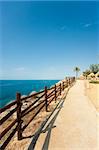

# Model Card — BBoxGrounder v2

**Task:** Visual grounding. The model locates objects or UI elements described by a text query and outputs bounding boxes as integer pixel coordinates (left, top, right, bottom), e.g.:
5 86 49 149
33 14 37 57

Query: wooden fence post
65 77 68 87
67 79 69 86
45 86 48 112
69 78 71 85
16 93 22 140
55 84 56 103
63 82 64 91
68 78 70 85
65 77 67 81
60 83 61 95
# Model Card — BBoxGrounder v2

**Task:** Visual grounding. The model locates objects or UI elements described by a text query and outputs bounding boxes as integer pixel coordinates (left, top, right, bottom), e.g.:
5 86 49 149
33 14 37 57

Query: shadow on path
41 101 63 150
28 100 64 150
28 86 72 150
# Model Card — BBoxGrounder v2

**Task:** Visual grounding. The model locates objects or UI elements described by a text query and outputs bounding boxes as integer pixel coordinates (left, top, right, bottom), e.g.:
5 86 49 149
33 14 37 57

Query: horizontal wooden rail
0 107 17 125
48 95 55 105
22 100 45 118
21 92 45 115
0 100 17 114
1 125 18 149
47 89 55 99
22 102 46 132
0 119 17 139
47 92 55 99
21 90 44 101
0 77 75 149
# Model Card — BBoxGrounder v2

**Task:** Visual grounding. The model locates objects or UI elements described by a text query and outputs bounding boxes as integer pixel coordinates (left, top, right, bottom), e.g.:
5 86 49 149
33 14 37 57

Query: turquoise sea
0 80 59 108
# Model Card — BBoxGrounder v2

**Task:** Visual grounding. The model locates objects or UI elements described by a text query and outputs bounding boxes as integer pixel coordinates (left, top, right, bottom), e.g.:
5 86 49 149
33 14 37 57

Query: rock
29 91 37 96
50 85 54 88
21 95 27 99
56 81 62 85
40 89 44 92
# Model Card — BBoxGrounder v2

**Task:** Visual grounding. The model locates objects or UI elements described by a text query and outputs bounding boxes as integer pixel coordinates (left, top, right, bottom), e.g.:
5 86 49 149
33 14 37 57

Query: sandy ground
34 80 98 150
84 80 99 111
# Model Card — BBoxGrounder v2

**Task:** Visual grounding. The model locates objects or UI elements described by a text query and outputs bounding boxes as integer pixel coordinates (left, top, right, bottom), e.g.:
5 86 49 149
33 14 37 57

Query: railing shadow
28 99 64 150
41 101 64 150
28 85 72 150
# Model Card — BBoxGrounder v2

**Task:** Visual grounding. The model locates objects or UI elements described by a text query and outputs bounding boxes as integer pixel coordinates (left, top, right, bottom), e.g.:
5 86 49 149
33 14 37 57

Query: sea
0 80 59 108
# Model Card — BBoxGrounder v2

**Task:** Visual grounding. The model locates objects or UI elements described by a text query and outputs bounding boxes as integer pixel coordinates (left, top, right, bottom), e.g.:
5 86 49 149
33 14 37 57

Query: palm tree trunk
76 71 78 79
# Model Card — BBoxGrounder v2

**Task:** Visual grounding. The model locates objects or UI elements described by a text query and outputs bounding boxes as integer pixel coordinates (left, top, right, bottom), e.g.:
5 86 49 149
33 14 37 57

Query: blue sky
0 1 99 79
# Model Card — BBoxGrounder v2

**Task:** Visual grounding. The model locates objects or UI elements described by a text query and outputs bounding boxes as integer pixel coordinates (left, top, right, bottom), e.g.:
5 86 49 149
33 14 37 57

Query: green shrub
90 80 99 84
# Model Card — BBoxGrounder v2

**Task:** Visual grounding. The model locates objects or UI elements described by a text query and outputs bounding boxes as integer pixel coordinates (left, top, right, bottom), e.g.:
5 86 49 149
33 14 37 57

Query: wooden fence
0 77 75 149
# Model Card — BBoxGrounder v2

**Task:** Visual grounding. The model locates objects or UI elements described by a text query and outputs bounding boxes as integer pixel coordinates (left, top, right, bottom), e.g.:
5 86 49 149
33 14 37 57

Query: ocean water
0 80 59 108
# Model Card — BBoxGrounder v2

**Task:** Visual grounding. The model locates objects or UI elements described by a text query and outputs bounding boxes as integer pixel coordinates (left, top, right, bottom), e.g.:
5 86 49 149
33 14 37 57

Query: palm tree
83 69 91 79
89 64 99 74
74 67 80 78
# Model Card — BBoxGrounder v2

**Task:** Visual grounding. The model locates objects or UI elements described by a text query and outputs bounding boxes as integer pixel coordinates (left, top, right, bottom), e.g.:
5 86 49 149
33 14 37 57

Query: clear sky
0 1 99 79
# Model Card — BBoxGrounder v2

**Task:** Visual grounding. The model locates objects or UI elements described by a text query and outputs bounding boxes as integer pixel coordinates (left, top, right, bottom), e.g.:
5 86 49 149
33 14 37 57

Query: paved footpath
35 80 98 150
